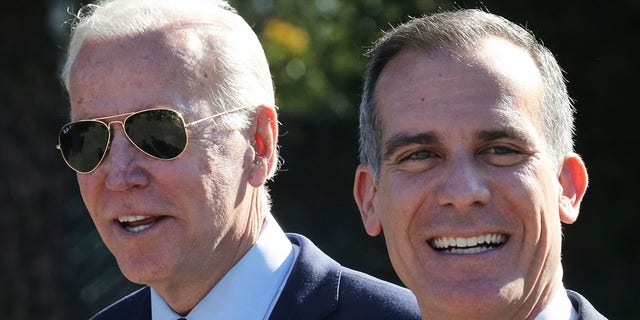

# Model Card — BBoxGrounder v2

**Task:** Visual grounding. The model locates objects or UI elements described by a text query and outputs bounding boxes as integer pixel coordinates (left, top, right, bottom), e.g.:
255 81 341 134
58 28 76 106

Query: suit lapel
90 286 151 320
567 290 607 320
269 234 341 320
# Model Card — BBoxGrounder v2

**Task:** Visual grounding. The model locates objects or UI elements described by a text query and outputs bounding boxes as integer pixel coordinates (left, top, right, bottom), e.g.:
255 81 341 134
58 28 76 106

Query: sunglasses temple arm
185 106 250 128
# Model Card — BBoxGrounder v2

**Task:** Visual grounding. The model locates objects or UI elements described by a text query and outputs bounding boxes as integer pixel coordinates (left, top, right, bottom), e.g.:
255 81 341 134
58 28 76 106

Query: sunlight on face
358 37 567 319
71 31 258 302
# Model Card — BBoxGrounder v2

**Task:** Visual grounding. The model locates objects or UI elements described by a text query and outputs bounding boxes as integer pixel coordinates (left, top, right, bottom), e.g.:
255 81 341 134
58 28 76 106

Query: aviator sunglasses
56 106 248 174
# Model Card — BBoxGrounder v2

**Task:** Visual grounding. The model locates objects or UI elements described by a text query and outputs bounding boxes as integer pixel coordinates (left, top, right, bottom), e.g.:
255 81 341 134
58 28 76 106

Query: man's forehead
374 39 543 128
69 33 190 90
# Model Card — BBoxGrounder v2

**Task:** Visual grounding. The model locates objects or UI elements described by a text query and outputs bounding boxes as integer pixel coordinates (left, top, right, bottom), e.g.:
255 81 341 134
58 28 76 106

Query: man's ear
248 104 278 187
558 153 589 224
354 165 382 236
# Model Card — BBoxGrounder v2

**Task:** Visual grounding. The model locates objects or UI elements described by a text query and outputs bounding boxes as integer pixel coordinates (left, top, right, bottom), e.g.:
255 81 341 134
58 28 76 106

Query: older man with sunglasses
56 0 420 319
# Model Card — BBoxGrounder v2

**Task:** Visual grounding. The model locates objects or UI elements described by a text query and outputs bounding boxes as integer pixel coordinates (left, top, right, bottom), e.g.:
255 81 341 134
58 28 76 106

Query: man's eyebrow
382 132 439 160
477 128 533 145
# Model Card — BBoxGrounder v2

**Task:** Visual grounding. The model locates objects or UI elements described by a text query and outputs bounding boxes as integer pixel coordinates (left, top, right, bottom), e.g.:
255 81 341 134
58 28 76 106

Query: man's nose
435 155 491 212
102 125 149 191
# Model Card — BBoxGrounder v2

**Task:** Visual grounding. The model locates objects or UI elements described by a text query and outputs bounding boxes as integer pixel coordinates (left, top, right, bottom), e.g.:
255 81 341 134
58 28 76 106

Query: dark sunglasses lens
125 110 187 159
59 121 110 173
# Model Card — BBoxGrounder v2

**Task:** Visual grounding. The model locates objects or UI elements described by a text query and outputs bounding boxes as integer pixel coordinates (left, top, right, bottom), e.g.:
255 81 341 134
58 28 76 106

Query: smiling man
56 0 421 319
353 9 606 320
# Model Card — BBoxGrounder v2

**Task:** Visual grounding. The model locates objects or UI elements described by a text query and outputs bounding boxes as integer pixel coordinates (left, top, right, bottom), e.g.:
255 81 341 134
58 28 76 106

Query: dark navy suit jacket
90 233 421 320
567 290 607 320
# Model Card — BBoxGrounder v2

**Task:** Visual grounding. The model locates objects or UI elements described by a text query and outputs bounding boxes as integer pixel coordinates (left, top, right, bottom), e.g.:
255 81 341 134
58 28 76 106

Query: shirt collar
535 286 579 320
151 214 296 320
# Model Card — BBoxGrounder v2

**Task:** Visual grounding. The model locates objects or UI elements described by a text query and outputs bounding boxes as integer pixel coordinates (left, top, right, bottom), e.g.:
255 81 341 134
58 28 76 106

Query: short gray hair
359 9 575 180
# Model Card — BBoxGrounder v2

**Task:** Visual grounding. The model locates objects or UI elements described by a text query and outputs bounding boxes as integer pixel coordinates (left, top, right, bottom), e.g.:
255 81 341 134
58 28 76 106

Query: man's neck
152 210 267 314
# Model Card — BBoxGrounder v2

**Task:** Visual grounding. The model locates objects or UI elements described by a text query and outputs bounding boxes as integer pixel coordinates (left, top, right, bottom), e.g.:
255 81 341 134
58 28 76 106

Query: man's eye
483 146 528 166
401 149 435 162
486 146 519 155
389 148 440 172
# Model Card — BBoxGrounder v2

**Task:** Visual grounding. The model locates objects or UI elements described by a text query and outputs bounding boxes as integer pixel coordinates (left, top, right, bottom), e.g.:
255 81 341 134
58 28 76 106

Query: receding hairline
61 0 250 89
360 12 574 179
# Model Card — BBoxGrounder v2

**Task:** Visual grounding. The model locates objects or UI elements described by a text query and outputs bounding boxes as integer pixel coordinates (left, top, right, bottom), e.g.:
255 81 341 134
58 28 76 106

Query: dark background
1 0 637 319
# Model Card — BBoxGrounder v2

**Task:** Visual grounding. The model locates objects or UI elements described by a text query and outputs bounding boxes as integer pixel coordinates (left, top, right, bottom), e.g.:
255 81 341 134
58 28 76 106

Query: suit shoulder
90 286 150 320
338 267 420 319
281 233 420 319
566 290 608 320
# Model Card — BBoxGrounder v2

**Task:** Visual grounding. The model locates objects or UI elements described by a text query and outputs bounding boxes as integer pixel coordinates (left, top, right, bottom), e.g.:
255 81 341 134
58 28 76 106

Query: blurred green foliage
233 0 448 119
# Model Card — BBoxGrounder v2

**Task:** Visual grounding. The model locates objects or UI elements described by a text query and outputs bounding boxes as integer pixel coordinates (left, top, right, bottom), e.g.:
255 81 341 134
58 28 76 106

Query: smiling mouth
429 233 508 254
117 215 163 233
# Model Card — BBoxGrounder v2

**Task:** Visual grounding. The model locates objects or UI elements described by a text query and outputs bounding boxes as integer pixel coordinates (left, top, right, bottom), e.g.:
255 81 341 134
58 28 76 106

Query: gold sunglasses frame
56 106 249 174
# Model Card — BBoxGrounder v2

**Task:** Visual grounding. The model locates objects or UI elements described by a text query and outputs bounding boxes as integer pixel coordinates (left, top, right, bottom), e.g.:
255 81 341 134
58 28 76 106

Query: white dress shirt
535 286 579 320
151 214 297 320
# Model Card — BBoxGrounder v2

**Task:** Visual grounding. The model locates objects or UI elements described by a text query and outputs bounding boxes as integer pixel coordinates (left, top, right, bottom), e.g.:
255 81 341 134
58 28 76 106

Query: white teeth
118 215 149 223
430 233 507 253
117 216 154 233
126 224 152 233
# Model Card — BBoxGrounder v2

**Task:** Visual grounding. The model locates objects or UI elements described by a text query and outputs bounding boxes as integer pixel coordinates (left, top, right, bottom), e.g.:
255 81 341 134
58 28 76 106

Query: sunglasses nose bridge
105 119 124 129
105 119 138 150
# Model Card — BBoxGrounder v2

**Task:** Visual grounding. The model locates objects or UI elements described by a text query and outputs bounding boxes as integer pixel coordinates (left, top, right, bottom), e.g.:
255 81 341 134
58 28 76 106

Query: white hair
61 0 280 180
